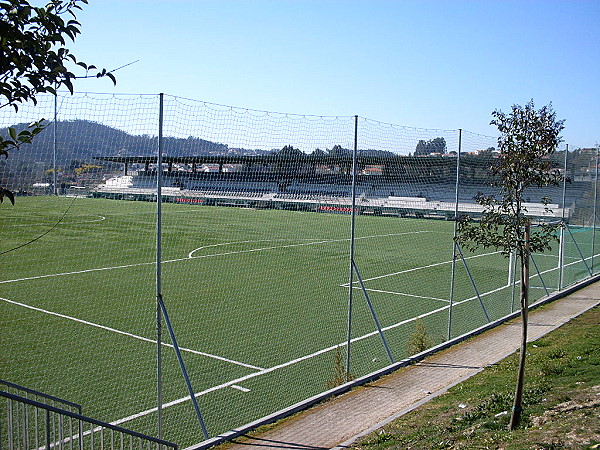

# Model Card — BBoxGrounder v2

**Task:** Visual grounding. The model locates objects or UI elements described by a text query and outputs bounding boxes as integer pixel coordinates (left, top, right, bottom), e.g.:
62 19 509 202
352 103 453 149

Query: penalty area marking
90 248 600 429
348 287 450 303
26 253 600 430
0 296 263 371
0 231 431 285
188 230 431 259
107 281 497 429
342 250 503 285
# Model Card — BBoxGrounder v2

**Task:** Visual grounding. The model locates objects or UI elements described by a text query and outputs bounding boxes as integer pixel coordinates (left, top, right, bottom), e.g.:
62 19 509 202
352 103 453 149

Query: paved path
222 282 600 450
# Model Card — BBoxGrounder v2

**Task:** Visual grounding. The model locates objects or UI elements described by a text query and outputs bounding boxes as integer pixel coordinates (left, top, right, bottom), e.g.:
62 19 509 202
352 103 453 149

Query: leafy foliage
456 101 565 256
0 0 115 203
414 137 447 156
406 318 434 356
325 345 354 389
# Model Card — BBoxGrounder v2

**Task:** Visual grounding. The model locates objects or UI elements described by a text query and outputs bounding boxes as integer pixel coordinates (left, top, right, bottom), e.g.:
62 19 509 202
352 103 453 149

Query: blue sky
69 0 599 147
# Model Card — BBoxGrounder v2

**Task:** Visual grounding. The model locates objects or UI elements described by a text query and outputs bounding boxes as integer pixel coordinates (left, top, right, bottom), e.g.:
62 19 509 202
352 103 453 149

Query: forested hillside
0 119 229 165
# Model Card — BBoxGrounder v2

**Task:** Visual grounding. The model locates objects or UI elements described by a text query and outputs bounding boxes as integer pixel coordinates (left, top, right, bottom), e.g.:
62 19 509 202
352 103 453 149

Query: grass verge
354 305 600 449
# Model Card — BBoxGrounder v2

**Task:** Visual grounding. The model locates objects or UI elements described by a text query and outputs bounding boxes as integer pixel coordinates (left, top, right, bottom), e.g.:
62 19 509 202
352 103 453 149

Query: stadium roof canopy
94 154 466 166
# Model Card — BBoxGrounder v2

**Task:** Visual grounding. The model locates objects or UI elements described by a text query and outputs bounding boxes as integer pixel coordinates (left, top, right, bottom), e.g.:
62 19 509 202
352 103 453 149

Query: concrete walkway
217 280 600 450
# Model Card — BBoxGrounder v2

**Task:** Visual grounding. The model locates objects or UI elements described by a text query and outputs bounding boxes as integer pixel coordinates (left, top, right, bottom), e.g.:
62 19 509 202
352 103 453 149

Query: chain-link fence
1 92 597 447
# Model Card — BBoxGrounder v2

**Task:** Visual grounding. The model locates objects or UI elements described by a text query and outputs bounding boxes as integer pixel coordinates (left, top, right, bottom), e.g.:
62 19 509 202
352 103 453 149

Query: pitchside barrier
1 92 598 448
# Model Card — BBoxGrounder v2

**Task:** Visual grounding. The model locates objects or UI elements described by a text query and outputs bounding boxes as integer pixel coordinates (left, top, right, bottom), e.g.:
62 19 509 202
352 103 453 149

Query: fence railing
0 390 178 450
0 380 82 416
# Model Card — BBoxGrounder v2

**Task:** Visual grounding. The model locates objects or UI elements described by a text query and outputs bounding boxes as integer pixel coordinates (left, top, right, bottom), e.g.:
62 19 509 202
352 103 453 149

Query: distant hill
1 119 230 165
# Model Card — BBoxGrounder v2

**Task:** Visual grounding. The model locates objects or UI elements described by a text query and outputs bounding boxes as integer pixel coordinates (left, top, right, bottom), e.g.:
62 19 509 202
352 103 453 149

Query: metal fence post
8 398 14 450
156 92 164 441
447 129 462 340
559 144 568 289
155 94 209 440
45 409 50 450
53 94 58 196
23 402 29 450
510 250 518 313
592 146 599 273
346 115 358 379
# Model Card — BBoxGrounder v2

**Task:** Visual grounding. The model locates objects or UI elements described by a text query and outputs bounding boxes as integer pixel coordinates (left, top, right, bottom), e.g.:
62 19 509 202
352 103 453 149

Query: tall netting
0 93 162 441
1 93 598 448
559 146 600 288
347 119 460 375
155 97 356 443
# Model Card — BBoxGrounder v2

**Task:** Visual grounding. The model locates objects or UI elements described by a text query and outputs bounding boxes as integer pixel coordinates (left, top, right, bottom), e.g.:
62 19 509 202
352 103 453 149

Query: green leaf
63 77 74 94
8 127 17 140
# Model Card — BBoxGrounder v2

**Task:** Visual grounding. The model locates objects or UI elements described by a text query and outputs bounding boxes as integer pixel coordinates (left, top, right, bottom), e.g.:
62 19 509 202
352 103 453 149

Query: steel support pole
447 129 462 340
156 93 164 441
346 115 358 379
592 147 599 272
530 253 550 296
456 242 490 323
53 94 57 195
510 250 518 312
157 296 210 439
559 145 568 289
447 128 462 340
558 228 565 290
352 260 394 364
508 251 514 287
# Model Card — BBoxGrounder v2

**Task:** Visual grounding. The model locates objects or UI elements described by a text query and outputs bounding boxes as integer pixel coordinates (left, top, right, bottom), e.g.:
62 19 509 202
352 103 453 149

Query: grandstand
93 154 573 219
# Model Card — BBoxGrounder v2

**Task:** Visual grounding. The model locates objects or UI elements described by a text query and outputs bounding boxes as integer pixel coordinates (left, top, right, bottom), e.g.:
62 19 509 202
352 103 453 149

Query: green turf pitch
1 196 593 446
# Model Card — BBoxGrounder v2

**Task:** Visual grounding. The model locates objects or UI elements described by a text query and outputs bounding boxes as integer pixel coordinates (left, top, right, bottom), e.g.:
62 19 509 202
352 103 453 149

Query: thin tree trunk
509 223 530 430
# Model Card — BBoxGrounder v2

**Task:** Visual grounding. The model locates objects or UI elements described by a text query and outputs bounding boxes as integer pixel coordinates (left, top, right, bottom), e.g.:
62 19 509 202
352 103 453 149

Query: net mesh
0 92 597 446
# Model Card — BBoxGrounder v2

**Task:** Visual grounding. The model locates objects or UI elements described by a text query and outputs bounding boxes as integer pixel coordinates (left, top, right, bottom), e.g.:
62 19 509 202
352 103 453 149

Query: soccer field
0 196 592 446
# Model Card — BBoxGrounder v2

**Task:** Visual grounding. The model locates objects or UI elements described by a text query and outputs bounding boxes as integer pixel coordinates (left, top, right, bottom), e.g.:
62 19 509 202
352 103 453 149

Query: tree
414 140 427 156
455 100 564 430
429 137 447 154
273 145 306 177
276 145 303 158
414 137 447 156
1 0 115 204
327 144 351 157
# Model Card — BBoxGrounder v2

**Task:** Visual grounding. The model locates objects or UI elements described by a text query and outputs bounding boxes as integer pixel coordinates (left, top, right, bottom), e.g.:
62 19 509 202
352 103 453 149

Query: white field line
348 287 450 303
345 249 598 299
0 297 263 371
188 239 335 259
9 215 106 227
187 231 430 259
0 231 430 285
535 252 587 262
0 260 158 285
341 250 503 287
231 385 251 392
